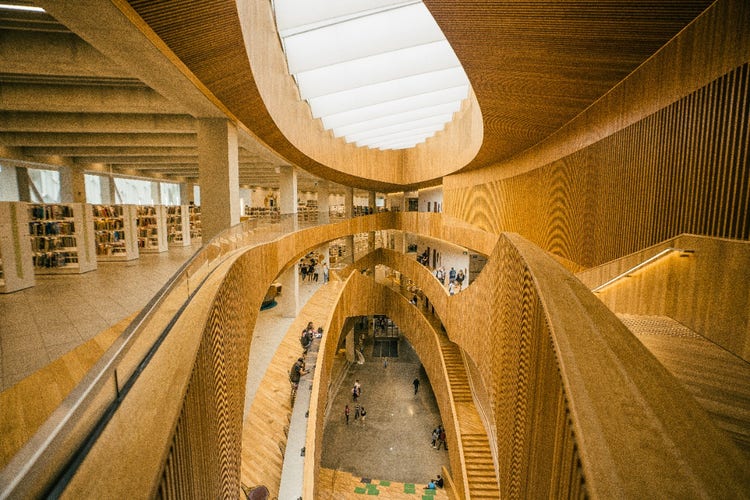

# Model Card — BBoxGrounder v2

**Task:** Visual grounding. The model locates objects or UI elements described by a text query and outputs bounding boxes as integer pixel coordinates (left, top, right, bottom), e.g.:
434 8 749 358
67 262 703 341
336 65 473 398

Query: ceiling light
0 3 45 12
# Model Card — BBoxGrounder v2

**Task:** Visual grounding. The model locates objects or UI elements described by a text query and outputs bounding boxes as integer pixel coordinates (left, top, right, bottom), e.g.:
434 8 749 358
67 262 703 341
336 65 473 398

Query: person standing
359 406 366 425
345 404 350 425
322 263 329 283
448 267 456 284
413 378 420 395
436 426 447 450
353 379 361 401
354 404 361 421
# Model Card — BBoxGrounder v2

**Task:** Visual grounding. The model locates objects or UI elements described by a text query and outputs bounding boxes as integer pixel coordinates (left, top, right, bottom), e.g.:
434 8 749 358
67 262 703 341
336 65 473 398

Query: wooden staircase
438 335 501 499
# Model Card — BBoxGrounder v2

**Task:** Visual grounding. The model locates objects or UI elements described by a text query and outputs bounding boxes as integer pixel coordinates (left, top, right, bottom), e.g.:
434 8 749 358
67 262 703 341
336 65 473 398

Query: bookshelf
92 204 139 261
0 202 35 292
28 202 97 274
166 205 192 247
136 205 168 253
189 205 202 241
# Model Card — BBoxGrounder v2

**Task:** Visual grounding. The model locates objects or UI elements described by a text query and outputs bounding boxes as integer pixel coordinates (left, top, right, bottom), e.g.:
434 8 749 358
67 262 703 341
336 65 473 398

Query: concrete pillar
0 165 20 201
15 167 31 202
344 186 353 218
345 327 355 362
198 118 240 241
180 182 194 205
317 180 329 224
279 264 300 318
279 165 298 231
151 180 162 206
106 175 117 204
57 166 85 203
367 191 376 252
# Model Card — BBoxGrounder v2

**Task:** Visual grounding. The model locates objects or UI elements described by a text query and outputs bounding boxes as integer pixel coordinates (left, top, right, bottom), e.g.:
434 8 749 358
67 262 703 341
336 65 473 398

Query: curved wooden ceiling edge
242 0 484 190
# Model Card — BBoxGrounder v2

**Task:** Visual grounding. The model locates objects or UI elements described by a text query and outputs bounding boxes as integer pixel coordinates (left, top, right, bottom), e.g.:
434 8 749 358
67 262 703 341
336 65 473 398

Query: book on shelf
92 204 139 261
136 205 168 253
166 205 192 247
27 202 96 274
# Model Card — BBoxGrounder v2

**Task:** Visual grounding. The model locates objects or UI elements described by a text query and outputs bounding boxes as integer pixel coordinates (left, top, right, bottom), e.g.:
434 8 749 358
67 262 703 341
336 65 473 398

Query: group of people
430 424 447 450
424 474 444 490
344 402 366 425
300 321 323 351
292 321 324 389
435 266 465 295
299 252 329 283
344 379 367 424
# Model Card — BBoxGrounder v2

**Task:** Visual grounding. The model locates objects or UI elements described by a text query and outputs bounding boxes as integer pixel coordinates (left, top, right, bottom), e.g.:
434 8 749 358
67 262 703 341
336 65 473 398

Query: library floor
0 244 200 391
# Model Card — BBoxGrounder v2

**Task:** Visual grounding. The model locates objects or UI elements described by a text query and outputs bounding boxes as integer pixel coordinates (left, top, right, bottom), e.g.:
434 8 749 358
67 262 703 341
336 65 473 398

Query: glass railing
0 209 364 498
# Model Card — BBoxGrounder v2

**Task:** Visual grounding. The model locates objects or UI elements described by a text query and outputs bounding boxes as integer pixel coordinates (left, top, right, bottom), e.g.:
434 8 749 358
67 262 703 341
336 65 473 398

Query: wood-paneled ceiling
1 1 715 193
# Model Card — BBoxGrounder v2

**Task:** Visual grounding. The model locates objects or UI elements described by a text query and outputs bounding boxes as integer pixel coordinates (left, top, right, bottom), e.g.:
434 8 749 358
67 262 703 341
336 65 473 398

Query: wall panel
446 63 750 268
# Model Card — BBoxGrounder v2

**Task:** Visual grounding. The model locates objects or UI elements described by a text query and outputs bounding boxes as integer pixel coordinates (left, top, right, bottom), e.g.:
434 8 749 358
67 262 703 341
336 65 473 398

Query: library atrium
0 1 749 498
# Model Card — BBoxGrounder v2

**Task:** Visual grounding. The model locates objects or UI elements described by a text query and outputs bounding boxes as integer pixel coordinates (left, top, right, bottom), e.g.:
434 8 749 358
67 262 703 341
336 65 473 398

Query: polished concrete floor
0 244 200 391
321 334 451 485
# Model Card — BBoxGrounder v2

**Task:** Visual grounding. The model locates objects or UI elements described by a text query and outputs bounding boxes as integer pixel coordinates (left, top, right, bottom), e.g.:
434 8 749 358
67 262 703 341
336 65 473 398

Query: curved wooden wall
51 214 748 498
444 0 750 268
366 236 749 497
305 271 467 499
577 234 750 362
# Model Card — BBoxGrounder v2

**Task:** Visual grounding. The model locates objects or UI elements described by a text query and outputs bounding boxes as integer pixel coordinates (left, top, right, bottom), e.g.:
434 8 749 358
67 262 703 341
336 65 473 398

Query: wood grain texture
36 214 749 499
579 234 750 362
446 61 750 268
120 0 724 190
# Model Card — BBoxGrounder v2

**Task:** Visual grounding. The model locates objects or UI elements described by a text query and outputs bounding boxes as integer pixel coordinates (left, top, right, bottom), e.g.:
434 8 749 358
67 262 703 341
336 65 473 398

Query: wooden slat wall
446 63 750 268
51 214 749 499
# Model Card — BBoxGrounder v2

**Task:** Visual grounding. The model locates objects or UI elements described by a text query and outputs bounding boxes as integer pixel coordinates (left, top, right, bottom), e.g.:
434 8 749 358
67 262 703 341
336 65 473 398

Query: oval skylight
272 0 471 151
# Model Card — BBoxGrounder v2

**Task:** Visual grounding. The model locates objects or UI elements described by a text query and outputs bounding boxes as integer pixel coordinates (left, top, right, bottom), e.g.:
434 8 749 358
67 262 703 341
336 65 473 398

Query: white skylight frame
272 0 470 150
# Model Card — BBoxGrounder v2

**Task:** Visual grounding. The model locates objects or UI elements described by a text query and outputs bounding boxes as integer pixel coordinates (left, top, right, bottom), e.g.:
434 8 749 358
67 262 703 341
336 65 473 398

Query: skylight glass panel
283 3 443 74
307 68 469 118
344 118 453 144
325 100 460 132
274 0 413 37
273 0 471 150
295 41 459 100
322 88 468 129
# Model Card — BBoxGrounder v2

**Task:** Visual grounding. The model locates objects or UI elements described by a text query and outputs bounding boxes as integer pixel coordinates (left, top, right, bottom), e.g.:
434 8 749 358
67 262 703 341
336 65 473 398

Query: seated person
424 480 436 490
435 475 444 488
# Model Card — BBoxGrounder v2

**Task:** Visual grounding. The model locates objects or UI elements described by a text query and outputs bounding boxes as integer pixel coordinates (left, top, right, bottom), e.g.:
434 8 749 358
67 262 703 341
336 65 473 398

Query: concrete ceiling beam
74 155 198 165
21 146 197 157
0 132 196 147
35 0 226 119
0 111 196 134
0 83 188 114
0 30 131 79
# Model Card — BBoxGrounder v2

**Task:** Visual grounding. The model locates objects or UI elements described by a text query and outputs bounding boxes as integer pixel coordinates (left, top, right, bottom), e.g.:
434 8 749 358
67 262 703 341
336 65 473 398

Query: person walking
413 378 420 395
345 404 350 425
354 404 361 421
353 379 361 402
359 406 366 425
